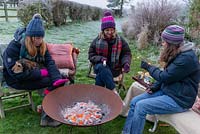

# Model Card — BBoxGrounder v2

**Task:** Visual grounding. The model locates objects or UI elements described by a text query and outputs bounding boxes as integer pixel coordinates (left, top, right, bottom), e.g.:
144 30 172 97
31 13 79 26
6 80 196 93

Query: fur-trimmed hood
179 41 195 52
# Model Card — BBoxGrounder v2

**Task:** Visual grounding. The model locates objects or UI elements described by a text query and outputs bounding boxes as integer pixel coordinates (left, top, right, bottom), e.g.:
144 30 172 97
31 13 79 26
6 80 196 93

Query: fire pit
42 84 123 128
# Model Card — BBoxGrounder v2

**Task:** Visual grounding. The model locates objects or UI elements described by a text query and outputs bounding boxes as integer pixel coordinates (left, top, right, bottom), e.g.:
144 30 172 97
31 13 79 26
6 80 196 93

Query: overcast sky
69 0 108 8
69 0 185 9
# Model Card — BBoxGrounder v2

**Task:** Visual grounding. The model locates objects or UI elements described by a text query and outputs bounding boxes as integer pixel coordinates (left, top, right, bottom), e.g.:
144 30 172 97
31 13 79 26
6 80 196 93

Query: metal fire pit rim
42 84 123 127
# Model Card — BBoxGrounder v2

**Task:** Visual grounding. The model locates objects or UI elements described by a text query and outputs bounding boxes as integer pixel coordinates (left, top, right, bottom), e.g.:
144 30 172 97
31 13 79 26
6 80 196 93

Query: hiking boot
40 110 62 127
47 118 62 127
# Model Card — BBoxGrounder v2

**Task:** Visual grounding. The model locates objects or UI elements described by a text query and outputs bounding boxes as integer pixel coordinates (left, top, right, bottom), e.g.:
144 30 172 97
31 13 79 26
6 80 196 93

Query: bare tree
107 0 129 16
122 0 181 46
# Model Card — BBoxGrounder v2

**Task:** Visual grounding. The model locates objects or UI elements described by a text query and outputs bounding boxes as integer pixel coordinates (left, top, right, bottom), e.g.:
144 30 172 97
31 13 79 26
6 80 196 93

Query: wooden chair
0 66 35 118
87 62 126 93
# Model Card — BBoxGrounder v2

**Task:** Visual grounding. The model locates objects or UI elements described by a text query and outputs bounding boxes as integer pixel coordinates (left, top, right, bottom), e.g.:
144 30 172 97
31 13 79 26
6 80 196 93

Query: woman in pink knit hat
88 11 132 94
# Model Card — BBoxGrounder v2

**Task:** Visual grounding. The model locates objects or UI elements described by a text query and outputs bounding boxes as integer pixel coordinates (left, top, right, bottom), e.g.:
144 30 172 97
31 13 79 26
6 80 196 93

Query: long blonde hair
25 37 46 57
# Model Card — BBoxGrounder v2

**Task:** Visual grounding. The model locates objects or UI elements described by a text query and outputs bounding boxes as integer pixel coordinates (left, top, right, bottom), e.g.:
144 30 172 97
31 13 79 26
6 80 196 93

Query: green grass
0 18 177 134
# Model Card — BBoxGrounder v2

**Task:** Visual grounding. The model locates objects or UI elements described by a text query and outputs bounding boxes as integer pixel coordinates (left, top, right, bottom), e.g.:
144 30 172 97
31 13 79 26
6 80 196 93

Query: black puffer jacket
3 28 61 87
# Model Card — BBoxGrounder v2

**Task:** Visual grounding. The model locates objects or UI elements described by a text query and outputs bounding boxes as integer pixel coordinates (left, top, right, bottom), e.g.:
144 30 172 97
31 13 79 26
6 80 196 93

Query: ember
62 101 110 125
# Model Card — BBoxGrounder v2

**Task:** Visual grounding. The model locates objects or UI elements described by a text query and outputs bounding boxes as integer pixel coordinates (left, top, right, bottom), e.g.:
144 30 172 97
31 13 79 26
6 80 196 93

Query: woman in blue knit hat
3 13 67 127
88 11 132 94
122 25 200 134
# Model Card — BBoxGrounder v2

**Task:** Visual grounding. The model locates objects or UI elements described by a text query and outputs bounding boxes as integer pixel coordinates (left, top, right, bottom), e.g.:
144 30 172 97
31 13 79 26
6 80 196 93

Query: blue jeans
94 63 115 90
122 90 187 134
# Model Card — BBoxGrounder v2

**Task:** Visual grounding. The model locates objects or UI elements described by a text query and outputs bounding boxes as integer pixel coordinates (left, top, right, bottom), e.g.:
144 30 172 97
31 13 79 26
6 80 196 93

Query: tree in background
107 0 129 16
122 0 181 48
188 0 200 42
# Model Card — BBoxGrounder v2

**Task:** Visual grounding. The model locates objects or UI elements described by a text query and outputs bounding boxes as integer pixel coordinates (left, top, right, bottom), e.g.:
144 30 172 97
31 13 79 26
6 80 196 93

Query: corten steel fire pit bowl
42 84 123 127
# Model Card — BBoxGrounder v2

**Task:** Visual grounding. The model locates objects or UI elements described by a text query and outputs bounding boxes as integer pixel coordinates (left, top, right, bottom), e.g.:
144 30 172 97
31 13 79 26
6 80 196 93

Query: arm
144 54 199 84
3 40 42 81
43 50 62 82
88 37 105 64
120 37 132 66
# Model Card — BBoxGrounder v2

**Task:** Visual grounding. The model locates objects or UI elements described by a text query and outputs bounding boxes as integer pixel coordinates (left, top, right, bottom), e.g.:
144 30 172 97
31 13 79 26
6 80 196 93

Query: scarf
96 35 122 68
19 41 45 64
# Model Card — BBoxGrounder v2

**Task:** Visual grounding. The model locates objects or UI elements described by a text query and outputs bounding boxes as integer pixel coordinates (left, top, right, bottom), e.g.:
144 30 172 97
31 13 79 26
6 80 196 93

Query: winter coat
147 42 200 108
2 28 61 87
88 35 132 76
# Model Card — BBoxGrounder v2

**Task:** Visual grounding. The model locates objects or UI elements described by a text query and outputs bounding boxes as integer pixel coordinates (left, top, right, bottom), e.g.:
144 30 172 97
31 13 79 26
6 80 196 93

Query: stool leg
149 115 159 132
0 98 5 118
28 91 35 112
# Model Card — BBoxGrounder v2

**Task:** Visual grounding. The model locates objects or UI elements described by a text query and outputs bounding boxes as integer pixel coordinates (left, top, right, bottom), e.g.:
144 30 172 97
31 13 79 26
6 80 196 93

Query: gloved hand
40 69 48 77
146 83 160 94
140 61 151 70
43 88 50 95
123 63 130 73
53 79 68 87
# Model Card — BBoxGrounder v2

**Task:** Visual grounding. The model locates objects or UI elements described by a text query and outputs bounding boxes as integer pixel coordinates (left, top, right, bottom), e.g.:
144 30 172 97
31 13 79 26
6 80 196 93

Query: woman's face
32 37 43 46
103 28 115 39
161 40 168 48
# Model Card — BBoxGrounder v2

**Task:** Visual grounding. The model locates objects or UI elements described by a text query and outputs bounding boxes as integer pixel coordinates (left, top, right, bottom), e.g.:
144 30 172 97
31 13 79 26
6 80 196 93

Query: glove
140 61 151 70
146 83 160 93
43 88 50 95
40 69 48 77
123 63 130 73
53 79 68 87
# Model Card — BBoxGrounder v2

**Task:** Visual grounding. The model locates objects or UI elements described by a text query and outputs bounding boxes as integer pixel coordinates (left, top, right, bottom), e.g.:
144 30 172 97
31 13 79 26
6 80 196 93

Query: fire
62 101 110 125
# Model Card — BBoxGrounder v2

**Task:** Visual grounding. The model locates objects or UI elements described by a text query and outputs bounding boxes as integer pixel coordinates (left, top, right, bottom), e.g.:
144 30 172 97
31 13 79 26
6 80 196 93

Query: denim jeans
94 63 115 90
122 90 187 134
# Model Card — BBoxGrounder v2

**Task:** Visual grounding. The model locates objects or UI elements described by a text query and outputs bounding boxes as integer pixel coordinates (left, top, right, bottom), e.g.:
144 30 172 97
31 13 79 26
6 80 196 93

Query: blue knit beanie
161 25 185 45
25 13 45 37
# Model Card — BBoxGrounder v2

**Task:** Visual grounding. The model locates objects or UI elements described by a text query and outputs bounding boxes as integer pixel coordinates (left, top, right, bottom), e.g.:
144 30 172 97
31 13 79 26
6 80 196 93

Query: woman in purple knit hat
122 25 200 134
88 11 132 94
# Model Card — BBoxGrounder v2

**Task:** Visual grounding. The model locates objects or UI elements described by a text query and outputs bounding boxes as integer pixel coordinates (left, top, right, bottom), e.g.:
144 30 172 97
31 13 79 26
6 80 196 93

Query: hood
14 27 26 43
179 41 195 52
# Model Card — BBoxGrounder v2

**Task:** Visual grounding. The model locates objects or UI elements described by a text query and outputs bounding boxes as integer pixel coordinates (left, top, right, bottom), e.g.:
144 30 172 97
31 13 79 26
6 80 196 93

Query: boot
40 109 62 127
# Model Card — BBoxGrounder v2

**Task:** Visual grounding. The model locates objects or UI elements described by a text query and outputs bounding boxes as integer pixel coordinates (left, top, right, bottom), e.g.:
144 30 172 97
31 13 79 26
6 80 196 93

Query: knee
135 101 148 116
130 98 137 109
95 64 111 74
95 63 105 72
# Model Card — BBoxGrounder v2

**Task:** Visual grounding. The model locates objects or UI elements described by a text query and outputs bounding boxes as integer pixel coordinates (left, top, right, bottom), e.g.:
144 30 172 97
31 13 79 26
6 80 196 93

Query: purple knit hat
161 25 185 45
101 11 115 31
